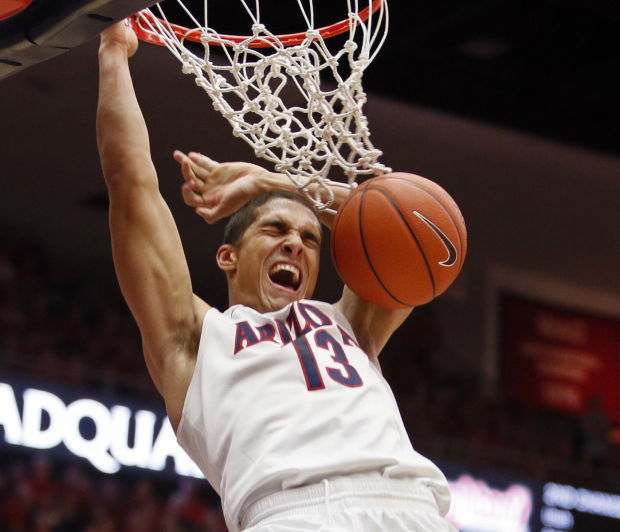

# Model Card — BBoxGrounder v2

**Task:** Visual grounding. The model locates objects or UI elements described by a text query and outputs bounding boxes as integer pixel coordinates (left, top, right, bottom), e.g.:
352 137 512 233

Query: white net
133 0 390 211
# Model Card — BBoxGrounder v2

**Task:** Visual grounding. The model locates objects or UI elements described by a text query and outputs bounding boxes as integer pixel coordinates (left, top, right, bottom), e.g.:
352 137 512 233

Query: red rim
132 0 383 48
1 0 33 21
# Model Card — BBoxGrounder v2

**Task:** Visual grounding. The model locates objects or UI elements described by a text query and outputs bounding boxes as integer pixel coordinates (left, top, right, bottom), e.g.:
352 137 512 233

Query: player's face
226 198 322 312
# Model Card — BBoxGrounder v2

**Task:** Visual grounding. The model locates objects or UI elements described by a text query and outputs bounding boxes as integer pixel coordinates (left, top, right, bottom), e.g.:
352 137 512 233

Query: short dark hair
223 191 319 246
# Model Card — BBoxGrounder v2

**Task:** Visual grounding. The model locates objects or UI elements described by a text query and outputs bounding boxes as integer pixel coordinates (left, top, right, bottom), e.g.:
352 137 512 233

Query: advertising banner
0 374 202 478
500 293 620 421
442 461 620 532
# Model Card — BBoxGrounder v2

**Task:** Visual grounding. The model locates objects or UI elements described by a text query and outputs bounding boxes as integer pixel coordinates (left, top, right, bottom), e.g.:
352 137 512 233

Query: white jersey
177 300 450 531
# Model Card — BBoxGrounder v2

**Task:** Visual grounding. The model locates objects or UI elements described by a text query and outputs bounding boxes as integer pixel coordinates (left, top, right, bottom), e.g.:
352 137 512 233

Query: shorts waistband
241 474 436 529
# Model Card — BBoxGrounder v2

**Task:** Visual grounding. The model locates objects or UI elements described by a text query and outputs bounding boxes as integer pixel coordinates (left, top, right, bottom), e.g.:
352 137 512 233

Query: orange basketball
331 172 467 308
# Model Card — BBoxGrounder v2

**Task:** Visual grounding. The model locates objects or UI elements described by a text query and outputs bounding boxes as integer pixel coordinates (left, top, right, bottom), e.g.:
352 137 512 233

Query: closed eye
261 220 286 234
260 219 321 246
302 230 321 246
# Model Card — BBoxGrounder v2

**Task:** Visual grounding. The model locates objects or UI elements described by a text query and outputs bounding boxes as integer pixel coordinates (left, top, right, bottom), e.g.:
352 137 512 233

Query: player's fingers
185 163 204 188
189 152 219 168
181 183 203 206
195 207 219 224
173 149 193 165
174 151 199 184
175 150 211 188
173 150 186 164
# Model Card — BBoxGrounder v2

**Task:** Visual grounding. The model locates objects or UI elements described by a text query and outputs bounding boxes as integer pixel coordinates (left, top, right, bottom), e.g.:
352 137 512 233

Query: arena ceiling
371 0 620 157
2 0 619 156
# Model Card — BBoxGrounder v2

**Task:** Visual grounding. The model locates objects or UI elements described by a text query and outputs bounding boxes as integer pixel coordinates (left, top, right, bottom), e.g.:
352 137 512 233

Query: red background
500 293 620 422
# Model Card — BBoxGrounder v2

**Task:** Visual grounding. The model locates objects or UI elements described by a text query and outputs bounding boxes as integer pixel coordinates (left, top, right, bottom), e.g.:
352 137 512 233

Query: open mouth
268 263 301 291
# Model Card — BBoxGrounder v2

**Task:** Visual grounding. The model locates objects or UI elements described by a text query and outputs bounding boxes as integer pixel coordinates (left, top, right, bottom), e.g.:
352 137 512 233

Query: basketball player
97 21 456 531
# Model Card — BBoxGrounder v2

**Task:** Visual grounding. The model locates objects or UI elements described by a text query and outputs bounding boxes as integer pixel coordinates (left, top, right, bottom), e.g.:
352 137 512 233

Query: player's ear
216 244 237 272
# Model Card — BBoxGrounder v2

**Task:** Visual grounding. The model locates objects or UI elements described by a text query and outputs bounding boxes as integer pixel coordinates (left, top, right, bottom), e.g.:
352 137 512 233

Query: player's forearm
96 45 154 189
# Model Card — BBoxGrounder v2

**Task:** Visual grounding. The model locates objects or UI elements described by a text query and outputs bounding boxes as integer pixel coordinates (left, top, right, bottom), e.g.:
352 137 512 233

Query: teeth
269 263 300 284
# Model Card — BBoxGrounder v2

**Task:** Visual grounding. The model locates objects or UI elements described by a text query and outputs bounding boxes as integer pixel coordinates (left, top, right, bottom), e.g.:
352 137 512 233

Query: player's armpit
142 294 209 431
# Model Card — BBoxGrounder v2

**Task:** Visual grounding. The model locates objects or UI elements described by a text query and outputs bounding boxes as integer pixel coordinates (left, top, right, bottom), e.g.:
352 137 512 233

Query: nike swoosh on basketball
413 211 458 267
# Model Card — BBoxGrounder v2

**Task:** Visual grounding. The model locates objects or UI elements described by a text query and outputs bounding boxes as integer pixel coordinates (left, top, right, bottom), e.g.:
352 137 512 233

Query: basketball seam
357 188 412 307
370 177 466 273
362 187 435 304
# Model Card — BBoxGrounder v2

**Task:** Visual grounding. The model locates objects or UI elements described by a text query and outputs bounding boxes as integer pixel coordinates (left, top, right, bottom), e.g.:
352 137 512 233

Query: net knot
343 40 358 53
251 23 266 35
246 101 260 113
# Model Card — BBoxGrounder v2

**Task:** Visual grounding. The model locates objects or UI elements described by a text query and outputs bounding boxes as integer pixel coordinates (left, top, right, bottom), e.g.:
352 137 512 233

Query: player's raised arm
96 23 208 426
173 150 349 228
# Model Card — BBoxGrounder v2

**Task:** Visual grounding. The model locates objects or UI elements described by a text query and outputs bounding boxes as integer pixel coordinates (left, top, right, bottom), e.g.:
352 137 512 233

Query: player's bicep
108 181 206 365
335 286 412 360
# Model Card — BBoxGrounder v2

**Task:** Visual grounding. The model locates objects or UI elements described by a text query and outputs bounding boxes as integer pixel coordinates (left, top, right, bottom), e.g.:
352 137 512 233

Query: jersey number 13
293 330 363 391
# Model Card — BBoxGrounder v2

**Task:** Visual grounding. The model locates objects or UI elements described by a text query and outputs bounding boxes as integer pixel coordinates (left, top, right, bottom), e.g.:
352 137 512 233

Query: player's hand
174 151 269 223
99 20 138 58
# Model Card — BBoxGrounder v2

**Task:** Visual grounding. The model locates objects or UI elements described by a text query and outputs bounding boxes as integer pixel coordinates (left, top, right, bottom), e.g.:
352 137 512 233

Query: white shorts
241 474 457 531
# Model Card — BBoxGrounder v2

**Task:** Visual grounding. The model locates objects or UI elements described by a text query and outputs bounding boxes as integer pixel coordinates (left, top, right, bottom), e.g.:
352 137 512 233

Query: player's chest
229 302 369 392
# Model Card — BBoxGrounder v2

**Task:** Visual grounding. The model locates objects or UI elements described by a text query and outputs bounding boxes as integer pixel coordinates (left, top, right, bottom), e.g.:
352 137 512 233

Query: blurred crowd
0 223 157 403
0 454 226 532
1 221 619 530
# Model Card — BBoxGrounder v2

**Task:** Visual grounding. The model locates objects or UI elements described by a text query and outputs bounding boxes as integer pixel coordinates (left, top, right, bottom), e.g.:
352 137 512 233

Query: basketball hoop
133 0 383 48
132 1 391 212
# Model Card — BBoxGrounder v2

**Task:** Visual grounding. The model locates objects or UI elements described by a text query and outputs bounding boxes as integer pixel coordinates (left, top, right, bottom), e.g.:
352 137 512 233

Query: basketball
331 172 467 309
